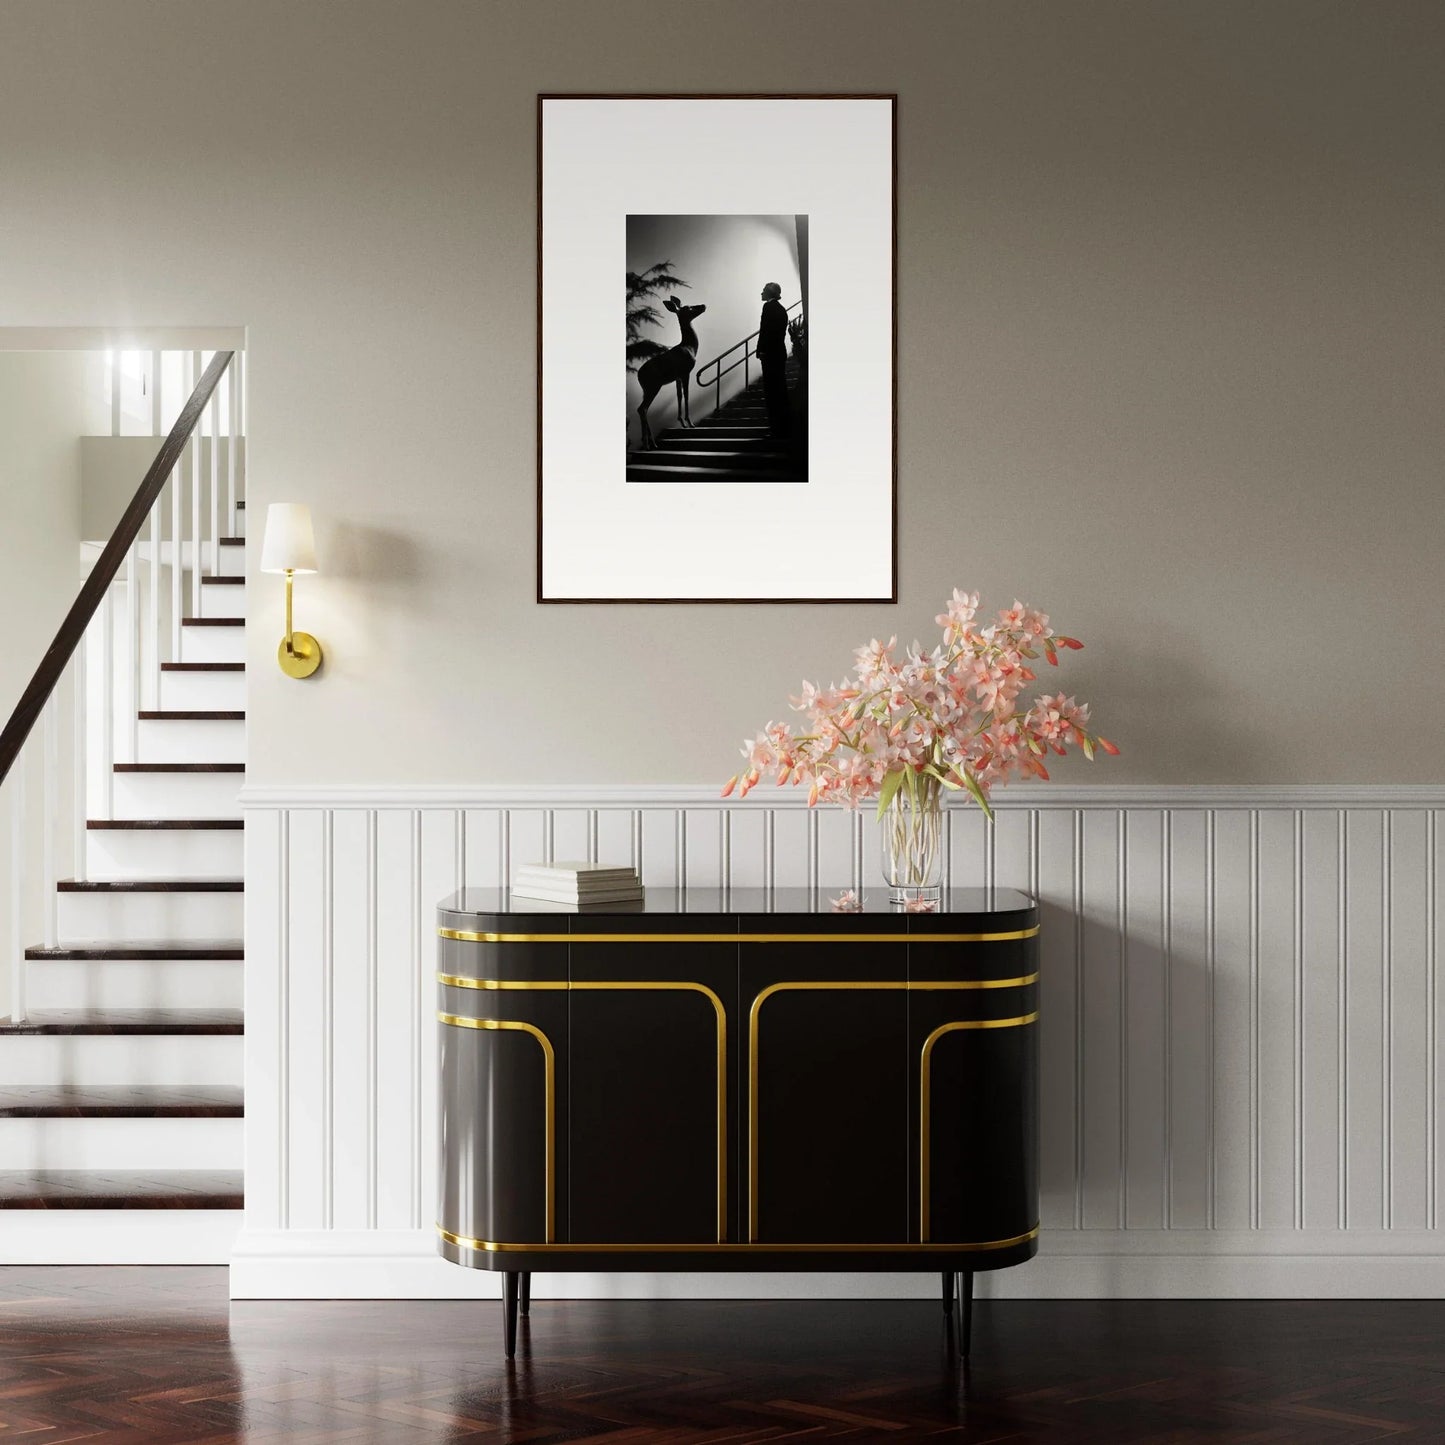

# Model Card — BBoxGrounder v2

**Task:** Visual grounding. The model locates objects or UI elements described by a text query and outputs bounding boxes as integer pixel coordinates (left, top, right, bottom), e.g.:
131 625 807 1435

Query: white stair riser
200 585 246 620
137 717 245 764
160 670 245 711
87 829 244 880
234 507 246 539
112 771 242 819
217 545 245 578
0 1036 242 1087
0 1117 242 1171
180 626 245 665
57 891 243 945
26 961 242 1011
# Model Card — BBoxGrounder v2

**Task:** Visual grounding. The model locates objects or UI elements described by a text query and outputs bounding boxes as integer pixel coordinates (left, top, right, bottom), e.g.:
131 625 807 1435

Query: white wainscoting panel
234 785 1445 1299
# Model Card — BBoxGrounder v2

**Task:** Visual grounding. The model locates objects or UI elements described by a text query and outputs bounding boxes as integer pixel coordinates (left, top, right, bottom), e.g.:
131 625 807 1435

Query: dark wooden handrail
0 350 235 789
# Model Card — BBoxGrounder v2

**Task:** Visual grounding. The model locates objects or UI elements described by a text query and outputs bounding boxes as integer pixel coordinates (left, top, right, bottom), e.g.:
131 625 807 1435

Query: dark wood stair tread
88 819 243 830
114 762 244 772
219 537 245 546
0 1169 243 1209
0 1009 242 1036
57 878 243 892
25 941 244 960
182 618 244 627
200 576 245 585
137 710 244 721
0 1084 243 1117
161 663 244 672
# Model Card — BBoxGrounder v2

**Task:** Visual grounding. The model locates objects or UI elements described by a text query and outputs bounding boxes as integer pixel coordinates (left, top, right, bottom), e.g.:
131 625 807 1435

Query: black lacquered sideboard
435 887 1039 1357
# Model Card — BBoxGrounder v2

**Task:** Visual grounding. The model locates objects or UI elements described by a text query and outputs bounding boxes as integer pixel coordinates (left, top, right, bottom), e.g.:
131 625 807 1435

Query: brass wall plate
278 631 323 679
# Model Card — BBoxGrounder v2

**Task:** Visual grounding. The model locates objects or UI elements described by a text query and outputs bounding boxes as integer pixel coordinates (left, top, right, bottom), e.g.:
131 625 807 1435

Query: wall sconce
260 503 323 679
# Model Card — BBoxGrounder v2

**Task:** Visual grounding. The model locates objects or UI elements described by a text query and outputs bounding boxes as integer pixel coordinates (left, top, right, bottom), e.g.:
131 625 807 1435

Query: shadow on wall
1067 633 1265 782
300 520 425 675
1028 889 1211 1287
626 214 804 440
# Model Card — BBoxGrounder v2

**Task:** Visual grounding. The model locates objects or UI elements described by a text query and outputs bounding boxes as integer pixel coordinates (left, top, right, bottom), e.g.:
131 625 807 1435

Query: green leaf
875 767 906 822
1082 735 1096 761
924 764 962 790
960 769 995 823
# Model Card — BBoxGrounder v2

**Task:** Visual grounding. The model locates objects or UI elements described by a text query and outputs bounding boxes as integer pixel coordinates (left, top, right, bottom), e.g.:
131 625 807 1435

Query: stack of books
511 862 644 909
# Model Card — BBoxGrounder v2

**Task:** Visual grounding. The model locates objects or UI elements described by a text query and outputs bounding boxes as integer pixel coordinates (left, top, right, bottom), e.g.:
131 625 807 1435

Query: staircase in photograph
0 349 246 1259
628 314 806 484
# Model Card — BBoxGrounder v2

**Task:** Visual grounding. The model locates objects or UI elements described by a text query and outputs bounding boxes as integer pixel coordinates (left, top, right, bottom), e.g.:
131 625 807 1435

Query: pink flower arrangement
723 588 1117 821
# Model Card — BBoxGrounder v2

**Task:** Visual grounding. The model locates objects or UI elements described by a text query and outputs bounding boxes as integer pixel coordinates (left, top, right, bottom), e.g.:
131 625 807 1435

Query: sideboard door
742 935 910 1244
567 941 739 1244
908 933 1040 1246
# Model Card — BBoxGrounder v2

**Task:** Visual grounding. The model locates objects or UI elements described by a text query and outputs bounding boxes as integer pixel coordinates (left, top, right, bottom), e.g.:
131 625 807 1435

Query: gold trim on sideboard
438 927 1039 945
437 1223 1040 1254
746 981 1039 1242
919 1013 1040 1242
438 974 569 990
437 980 728 1243
436 1013 555 1243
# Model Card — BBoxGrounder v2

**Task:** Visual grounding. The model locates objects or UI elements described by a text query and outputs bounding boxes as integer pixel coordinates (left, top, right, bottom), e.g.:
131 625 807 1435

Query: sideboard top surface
437 887 1036 932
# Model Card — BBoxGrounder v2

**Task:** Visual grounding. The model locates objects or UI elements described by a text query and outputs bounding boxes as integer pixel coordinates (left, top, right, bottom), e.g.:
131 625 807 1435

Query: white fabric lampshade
260 503 319 574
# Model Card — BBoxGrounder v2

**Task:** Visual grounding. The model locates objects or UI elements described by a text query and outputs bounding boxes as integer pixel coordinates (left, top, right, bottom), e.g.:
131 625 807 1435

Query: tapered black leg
959 1270 974 1359
502 1272 519 1359
941 1271 954 1317
520 1272 531 1318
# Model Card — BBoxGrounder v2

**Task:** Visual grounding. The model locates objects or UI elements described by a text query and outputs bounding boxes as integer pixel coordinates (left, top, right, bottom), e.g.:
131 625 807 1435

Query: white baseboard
0 1211 242 1264
228 1228 1445 1300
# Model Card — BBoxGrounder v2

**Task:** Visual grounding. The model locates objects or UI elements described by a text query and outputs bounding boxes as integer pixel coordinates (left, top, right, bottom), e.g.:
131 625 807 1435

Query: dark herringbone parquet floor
2 1268 1445 1442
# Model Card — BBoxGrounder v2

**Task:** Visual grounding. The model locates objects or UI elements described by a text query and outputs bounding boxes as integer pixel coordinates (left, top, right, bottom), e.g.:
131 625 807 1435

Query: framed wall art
537 94 896 603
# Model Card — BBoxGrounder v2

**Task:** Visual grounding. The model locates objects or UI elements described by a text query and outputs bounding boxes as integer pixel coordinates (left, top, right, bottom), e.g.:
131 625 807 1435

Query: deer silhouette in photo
635 296 706 450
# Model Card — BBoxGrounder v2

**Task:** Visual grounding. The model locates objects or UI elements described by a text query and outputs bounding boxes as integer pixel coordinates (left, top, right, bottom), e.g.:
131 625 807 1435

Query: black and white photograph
539 95 894 602
626 214 808 485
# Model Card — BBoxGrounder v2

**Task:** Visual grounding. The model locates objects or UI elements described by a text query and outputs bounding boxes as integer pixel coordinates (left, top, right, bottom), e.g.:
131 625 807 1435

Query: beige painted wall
1 0 1440 784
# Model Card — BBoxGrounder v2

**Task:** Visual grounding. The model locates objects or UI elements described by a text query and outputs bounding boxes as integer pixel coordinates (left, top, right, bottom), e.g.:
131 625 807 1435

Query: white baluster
191 350 203 617
74 630 87 882
149 498 161 709
171 356 185 664
151 348 163 435
100 586 114 820
9 757 26 1022
110 349 121 437
126 543 139 762
208 383 220 579
237 350 246 512
42 695 57 949
227 356 239 536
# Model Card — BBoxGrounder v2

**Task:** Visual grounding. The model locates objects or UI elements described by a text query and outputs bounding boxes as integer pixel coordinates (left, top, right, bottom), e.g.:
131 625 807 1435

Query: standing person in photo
756 281 790 439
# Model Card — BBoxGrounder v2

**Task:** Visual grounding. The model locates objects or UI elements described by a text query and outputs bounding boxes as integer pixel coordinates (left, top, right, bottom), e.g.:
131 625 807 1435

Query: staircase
0 352 245 1260
628 356 806 484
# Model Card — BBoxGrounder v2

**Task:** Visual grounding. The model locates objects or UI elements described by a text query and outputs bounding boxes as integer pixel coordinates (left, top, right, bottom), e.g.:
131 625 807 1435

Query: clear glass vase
879 782 945 907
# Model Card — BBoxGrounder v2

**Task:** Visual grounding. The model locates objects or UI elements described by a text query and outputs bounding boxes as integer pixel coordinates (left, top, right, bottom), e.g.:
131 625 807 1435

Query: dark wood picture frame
536 93 898 606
